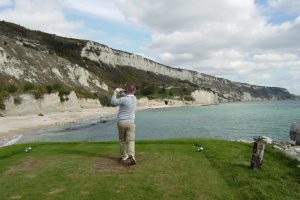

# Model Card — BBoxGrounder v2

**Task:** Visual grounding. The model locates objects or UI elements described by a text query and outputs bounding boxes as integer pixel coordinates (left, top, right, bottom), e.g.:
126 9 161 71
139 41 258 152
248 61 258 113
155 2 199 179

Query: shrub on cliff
6 84 17 93
183 95 195 101
13 96 22 105
23 82 35 92
98 95 111 107
52 82 71 102
0 100 5 110
140 84 156 96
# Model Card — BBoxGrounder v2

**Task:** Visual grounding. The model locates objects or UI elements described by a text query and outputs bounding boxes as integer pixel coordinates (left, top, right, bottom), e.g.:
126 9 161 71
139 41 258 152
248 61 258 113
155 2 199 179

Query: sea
16 100 300 144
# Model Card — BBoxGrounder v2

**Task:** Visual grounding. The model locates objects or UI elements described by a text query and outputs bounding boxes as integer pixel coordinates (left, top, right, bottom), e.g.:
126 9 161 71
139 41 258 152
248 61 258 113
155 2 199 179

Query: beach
0 107 119 146
0 98 197 146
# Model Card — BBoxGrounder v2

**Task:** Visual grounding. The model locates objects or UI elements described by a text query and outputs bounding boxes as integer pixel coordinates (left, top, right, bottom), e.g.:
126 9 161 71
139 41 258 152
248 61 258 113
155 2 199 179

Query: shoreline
0 101 203 146
1 101 299 162
0 107 118 146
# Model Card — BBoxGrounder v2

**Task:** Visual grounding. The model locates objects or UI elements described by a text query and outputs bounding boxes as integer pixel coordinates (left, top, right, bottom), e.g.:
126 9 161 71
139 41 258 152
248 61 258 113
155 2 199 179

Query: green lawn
0 139 299 200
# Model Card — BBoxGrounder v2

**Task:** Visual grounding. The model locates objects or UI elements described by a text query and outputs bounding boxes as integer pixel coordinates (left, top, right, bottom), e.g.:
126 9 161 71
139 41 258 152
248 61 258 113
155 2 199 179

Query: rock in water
290 122 300 145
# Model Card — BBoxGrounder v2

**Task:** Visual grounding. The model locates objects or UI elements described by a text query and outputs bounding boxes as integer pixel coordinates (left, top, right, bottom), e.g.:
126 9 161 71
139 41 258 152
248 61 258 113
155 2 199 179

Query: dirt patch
47 188 65 196
94 156 135 172
4 156 43 175
80 190 90 196
10 195 22 199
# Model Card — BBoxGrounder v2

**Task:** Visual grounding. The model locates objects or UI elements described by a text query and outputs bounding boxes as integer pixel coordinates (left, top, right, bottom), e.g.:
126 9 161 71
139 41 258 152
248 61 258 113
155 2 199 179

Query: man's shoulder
120 95 136 100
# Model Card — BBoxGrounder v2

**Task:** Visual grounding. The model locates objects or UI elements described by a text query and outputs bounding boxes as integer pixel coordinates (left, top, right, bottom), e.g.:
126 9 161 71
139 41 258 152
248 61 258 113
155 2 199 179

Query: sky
0 0 300 95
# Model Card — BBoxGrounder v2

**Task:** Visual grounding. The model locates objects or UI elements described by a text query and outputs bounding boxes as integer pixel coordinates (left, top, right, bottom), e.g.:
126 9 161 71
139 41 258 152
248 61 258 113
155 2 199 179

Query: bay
17 100 300 143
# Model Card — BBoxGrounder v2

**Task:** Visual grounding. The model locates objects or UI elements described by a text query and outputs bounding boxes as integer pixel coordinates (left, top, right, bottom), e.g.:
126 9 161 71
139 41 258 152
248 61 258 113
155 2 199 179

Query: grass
0 139 299 200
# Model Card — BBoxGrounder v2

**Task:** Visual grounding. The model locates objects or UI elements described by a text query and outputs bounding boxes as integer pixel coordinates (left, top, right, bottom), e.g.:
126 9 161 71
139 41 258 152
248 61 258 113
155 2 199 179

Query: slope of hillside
0 20 296 114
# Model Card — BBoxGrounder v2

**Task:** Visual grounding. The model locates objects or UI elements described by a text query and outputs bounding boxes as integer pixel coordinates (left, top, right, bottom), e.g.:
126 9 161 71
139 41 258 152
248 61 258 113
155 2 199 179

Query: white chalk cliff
0 21 296 117
81 41 294 102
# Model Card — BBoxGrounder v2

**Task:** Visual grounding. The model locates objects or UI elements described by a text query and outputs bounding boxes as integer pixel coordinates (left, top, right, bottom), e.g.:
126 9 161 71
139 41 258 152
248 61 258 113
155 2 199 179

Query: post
250 137 266 169
290 122 300 145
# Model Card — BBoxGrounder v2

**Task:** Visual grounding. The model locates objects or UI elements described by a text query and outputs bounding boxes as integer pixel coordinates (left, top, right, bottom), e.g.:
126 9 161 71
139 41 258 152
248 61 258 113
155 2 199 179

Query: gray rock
290 122 300 145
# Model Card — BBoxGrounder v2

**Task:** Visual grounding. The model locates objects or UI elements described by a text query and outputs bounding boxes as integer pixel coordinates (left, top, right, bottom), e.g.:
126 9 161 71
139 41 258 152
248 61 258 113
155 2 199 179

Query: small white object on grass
24 147 32 153
197 146 204 152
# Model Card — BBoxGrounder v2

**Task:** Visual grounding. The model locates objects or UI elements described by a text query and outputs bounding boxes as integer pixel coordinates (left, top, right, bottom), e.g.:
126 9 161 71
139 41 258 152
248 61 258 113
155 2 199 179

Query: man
111 85 137 165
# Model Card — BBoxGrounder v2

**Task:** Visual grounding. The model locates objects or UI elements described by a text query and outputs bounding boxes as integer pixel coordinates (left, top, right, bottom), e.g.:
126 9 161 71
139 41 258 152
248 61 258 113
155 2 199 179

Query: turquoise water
17 100 300 143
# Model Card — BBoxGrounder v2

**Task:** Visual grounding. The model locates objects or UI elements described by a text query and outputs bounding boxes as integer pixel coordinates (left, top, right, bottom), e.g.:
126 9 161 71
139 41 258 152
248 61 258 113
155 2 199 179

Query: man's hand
114 88 124 94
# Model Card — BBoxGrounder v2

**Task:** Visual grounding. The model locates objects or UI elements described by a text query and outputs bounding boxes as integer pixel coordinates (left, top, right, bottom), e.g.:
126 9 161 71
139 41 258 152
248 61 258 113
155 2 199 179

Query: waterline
16 100 300 144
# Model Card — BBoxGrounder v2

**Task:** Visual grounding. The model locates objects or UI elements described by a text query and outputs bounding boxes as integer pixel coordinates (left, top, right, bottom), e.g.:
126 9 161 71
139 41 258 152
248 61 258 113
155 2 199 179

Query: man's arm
111 88 124 106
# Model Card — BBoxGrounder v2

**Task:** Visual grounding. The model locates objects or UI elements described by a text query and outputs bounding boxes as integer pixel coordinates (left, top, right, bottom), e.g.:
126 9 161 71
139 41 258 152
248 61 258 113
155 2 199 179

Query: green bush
99 95 111 107
14 96 22 105
23 82 35 92
46 85 53 94
32 86 46 99
0 101 5 110
6 84 17 93
52 82 71 102
183 95 195 101
0 92 7 110
158 88 166 94
146 95 156 100
74 89 94 99
141 84 156 96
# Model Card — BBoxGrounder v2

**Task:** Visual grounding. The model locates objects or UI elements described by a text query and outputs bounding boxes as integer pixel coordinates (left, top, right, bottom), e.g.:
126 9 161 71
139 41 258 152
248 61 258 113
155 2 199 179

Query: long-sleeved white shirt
111 94 137 122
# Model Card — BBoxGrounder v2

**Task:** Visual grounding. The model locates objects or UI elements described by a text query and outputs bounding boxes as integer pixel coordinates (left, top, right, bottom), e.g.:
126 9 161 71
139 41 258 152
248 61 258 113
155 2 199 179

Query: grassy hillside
0 21 199 103
0 139 299 200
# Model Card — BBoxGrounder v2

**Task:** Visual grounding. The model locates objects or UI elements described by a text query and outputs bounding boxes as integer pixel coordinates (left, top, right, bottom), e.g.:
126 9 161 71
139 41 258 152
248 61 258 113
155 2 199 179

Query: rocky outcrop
0 37 108 92
137 97 187 109
191 90 219 104
1 92 102 116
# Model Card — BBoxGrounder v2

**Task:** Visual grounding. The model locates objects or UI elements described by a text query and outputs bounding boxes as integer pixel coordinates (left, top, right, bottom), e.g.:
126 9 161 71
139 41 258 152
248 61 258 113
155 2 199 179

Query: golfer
111 85 137 165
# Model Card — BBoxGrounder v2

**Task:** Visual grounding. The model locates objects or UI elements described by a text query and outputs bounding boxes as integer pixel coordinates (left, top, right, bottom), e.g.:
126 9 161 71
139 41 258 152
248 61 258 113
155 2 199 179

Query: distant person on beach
111 85 137 165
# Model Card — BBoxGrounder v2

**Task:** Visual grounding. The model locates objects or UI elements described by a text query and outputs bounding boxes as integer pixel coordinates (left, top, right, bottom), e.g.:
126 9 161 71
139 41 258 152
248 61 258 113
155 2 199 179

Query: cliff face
0 37 108 92
81 41 295 101
0 21 296 115
2 91 102 116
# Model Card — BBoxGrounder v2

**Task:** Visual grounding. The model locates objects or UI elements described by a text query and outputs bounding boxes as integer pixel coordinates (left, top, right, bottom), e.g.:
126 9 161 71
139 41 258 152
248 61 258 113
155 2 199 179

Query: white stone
294 147 300 153
262 136 273 144
51 68 62 78
92 79 108 91
273 145 283 151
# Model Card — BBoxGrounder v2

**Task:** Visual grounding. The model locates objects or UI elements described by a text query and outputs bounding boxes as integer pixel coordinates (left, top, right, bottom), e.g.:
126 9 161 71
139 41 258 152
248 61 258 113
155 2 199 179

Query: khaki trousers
117 121 136 158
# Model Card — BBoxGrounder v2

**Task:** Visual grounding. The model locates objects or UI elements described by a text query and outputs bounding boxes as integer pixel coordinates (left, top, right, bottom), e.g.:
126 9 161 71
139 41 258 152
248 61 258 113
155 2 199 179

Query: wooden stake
250 137 266 169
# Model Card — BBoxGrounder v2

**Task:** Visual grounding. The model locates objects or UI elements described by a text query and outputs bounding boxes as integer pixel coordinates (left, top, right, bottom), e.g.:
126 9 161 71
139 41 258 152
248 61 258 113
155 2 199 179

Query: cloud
119 0 300 94
0 0 11 7
0 0 83 37
288 71 300 80
63 0 125 21
268 0 300 15
252 53 298 62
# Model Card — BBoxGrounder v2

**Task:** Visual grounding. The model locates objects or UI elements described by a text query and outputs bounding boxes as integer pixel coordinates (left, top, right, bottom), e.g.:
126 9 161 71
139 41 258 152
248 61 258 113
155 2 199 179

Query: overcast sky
0 0 300 95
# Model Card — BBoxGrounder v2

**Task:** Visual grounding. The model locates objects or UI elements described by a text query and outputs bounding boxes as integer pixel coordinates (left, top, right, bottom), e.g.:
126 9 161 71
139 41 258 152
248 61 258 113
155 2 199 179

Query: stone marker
250 136 266 169
290 122 300 145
